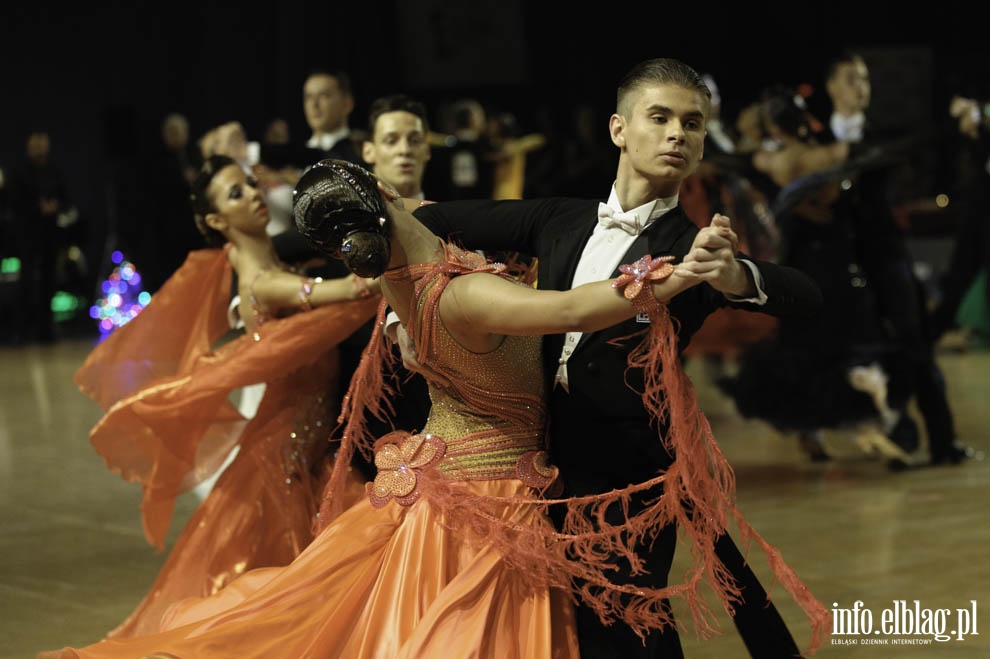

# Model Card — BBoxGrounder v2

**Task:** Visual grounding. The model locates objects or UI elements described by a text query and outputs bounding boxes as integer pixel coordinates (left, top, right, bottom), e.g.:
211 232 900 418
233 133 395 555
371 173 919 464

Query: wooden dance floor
2 332 987 658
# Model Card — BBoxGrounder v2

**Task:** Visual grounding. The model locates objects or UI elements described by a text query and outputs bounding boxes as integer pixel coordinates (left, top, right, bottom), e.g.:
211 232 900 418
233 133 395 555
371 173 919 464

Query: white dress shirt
554 188 677 391
384 188 767 385
829 112 866 143
553 187 767 392
307 127 351 152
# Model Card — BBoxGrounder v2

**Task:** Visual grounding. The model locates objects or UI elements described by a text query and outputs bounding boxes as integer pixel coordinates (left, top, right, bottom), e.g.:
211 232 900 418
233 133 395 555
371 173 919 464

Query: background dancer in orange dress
68 154 379 639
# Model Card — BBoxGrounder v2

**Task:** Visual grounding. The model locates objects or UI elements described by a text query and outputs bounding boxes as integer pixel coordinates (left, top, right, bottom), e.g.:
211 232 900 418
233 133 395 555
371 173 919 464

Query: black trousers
548 389 802 659
870 260 957 456
565 522 802 658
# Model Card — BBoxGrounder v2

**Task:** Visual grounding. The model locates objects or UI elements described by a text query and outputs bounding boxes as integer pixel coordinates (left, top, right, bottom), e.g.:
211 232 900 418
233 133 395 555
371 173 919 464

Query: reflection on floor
1 333 987 658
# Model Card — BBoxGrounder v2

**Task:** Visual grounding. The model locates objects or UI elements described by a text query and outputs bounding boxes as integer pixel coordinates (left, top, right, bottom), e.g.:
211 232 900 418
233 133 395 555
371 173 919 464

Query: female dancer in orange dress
69 155 379 639
41 159 828 658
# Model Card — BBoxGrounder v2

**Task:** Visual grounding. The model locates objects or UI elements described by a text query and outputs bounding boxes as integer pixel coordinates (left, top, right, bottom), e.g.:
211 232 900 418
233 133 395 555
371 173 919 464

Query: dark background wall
2 1 989 277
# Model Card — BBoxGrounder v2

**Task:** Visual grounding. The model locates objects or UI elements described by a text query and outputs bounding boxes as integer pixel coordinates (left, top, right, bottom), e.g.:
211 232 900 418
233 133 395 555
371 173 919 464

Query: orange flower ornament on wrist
611 255 676 312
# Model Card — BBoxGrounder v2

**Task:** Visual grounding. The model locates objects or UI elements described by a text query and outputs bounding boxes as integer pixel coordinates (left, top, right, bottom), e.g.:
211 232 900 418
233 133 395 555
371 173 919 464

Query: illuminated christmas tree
89 250 151 340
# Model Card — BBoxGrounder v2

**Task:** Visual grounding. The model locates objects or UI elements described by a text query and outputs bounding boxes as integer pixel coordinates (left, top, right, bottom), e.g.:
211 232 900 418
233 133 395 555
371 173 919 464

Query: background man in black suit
268 68 365 267
407 58 824 658
820 50 972 468
345 93 435 464
299 68 363 163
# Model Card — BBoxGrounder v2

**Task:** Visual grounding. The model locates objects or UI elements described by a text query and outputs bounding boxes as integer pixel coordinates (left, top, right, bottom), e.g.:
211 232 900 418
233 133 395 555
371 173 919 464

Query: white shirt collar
307 127 351 151
830 112 865 143
603 186 678 230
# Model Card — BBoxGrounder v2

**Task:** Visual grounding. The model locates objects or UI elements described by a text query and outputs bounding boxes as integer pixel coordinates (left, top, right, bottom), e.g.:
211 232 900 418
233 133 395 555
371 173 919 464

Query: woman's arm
753 141 849 188
252 270 379 315
439 265 697 352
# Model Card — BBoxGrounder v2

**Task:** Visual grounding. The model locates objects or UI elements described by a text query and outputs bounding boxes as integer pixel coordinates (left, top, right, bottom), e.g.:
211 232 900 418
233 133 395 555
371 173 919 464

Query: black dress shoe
930 443 977 466
798 431 831 462
886 453 929 472
887 414 921 454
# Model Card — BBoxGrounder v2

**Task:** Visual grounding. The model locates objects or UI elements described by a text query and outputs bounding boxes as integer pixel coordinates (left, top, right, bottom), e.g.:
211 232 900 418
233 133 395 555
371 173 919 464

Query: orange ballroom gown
68 248 377 641
41 245 581 658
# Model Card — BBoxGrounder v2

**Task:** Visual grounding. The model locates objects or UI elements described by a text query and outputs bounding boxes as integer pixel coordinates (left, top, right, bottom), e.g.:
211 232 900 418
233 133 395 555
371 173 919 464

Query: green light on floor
51 291 87 323
51 291 81 313
1 256 19 274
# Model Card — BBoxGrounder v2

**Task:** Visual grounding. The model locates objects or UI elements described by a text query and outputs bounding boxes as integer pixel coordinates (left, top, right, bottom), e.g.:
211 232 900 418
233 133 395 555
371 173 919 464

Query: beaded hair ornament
293 159 392 278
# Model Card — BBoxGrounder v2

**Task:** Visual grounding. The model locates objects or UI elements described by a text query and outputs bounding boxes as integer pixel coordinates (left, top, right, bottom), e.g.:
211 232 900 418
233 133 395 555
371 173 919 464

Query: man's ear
609 113 626 147
362 140 376 165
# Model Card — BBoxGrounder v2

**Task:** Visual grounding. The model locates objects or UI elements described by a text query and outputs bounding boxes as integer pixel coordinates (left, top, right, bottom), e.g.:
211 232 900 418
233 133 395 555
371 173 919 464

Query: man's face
362 110 430 198
303 74 354 135
611 83 708 191
163 118 189 150
26 132 50 165
828 60 871 116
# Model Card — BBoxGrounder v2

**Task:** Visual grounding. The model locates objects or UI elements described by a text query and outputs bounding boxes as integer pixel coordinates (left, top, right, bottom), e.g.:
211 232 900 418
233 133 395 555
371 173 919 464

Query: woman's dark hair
293 159 391 278
760 85 814 141
190 154 238 247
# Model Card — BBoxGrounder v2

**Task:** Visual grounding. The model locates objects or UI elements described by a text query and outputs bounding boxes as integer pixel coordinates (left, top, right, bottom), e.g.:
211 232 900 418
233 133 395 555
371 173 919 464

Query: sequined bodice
407 249 548 481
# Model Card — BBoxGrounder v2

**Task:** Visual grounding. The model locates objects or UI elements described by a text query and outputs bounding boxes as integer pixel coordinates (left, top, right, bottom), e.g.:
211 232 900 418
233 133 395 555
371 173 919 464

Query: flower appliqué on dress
368 433 446 508
516 450 561 496
611 255 676 301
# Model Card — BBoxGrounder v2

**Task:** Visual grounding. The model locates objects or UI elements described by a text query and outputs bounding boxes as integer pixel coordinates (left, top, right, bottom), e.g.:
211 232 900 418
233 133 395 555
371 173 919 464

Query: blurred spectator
7 130 79 342
198 120 254 165
0 156 15 342
554 103 614 197
929 94 990 347
262 117 290 146
426 98 497 200
162 113 199 184
300 68 362 165
254 117 298 235
487 109 546 200
135 113 203 294
521 101 565 198
267 69 365 274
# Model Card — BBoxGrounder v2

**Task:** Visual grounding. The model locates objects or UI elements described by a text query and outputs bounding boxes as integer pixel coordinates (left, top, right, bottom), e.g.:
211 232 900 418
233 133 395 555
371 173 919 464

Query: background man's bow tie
598 203 643 235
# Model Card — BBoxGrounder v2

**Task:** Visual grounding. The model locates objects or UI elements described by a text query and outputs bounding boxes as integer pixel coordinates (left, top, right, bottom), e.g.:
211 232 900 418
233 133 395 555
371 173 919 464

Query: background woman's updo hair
191 154 238 247
760 84 815 141
293 159 392 278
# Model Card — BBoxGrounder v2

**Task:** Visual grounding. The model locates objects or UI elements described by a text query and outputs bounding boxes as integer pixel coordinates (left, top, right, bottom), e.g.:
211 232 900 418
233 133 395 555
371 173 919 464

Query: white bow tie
597 203 643 235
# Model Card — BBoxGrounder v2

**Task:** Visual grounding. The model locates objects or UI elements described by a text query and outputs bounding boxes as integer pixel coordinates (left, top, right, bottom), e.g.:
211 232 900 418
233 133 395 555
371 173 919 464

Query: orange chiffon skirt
68 248 382 640
103 349 367 639
40 479 579 659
